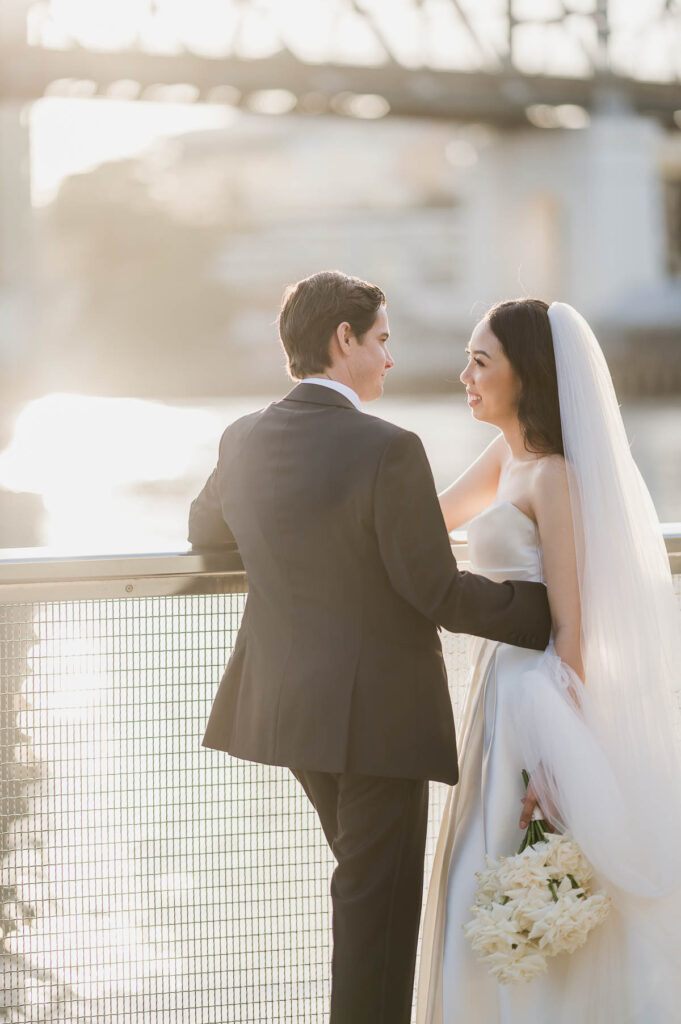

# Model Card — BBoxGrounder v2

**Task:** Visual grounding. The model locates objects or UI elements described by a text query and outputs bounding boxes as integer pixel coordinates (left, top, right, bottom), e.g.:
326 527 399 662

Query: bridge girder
0 1 680 125
13 0 681 79
0 44 680 128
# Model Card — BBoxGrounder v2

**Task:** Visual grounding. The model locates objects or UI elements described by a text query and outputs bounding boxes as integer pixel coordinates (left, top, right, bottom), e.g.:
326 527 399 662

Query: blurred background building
0 0 679 548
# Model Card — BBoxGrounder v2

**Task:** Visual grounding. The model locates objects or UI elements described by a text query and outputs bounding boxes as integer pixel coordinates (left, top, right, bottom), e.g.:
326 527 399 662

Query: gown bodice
466 501 544 585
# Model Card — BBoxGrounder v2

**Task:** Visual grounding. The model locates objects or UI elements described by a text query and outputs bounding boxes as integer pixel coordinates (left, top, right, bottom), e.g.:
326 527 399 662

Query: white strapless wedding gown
416 500 681 1024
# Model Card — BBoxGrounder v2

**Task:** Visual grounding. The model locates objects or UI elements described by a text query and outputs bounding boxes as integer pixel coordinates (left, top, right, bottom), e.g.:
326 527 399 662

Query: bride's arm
438 433 505 531
532 456 584 682
520 457 583 830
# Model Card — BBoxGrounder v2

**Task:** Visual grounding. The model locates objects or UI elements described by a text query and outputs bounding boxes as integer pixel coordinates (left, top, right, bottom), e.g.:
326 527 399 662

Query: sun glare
0 394 230 550
30 97 236 206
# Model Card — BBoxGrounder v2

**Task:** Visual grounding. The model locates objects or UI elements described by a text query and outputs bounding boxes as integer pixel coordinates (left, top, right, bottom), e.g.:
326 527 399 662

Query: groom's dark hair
279 271 386 380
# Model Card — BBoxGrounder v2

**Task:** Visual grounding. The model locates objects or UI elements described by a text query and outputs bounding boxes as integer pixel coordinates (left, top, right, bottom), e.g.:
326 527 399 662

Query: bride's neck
500 418 535 462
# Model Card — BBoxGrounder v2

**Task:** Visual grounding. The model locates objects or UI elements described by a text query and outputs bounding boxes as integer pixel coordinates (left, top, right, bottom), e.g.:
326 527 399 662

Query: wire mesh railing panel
0 569 679 1023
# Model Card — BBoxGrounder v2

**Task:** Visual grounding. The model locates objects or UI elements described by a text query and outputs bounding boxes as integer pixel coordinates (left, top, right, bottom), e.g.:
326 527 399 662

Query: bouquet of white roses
463 771 611 984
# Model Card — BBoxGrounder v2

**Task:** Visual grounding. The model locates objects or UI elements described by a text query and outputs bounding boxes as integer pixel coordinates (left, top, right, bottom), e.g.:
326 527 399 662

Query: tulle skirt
416 639 681 1024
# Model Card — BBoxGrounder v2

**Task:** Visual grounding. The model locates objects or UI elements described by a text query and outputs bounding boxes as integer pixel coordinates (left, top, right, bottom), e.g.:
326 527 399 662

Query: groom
188 271 551 1024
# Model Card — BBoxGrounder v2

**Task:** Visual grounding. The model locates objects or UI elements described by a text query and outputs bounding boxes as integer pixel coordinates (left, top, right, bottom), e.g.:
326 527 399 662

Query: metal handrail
0 525 677 603
0 548 246 602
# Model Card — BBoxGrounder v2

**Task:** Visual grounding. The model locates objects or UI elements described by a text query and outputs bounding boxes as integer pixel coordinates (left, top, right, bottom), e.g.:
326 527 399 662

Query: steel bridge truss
0 1 680 125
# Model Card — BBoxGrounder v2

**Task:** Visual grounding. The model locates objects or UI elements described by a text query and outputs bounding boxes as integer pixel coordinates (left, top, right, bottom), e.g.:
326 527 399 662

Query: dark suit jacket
188 383 551 784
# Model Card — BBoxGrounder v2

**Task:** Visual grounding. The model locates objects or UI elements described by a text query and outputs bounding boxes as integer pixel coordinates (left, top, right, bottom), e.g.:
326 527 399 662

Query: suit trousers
292 768 429 1024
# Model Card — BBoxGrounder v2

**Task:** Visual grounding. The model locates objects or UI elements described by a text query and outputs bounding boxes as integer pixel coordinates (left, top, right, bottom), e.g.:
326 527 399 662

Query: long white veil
510 302 681 1017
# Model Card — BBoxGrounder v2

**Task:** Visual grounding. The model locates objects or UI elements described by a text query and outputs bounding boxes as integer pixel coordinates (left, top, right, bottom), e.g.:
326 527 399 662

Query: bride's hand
519 766 560 831
519 783 542 830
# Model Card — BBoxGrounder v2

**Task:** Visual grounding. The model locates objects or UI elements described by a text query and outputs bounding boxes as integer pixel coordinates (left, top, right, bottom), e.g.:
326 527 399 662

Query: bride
416 299 681 1023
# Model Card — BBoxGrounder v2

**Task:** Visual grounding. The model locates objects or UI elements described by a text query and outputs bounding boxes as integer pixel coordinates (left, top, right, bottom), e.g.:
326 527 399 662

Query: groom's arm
188 429 238 550
374 430 551 650
188 465 237 549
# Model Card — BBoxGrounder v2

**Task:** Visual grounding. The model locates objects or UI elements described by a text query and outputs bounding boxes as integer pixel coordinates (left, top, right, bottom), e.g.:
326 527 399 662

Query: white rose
496 847 553 896
484 942 548 984
464 902 522 956
474 865 503 903
526 894 582 954
580 892 612 929
498 861 552 896
511 888 554 932
527 890 611 956
544 835 593 883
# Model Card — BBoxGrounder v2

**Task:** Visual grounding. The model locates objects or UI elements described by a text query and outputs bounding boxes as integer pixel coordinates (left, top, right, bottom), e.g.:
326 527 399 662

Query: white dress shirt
301 377 362 410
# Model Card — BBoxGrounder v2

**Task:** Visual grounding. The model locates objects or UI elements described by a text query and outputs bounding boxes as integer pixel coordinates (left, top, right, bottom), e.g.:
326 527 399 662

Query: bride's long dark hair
486 297 564 457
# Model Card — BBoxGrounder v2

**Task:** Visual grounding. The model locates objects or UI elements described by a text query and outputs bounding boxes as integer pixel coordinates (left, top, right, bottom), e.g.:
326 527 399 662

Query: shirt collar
301 377 362 411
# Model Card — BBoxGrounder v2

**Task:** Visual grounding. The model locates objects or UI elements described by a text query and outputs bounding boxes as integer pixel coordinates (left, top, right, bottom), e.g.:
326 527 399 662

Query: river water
0 392 678 553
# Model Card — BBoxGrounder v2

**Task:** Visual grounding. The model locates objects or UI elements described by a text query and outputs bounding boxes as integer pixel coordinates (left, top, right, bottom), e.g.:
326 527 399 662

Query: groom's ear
335 321 354 357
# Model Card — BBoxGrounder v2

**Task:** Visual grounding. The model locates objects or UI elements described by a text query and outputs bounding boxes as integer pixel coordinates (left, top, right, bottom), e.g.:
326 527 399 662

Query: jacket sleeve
373 430 551 650
187 433 237 550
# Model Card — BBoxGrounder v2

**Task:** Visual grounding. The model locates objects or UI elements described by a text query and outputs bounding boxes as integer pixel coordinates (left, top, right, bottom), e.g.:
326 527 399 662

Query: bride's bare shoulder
535 452 566 479
531 453 572 517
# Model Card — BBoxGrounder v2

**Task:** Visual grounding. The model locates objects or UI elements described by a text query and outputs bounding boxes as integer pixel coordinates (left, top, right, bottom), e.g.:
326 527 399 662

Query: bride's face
460 320 521 426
